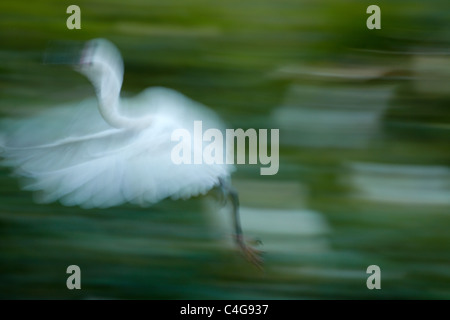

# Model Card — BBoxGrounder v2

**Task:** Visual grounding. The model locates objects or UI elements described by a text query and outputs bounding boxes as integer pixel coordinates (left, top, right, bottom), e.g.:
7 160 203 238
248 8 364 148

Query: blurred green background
1 0 449 299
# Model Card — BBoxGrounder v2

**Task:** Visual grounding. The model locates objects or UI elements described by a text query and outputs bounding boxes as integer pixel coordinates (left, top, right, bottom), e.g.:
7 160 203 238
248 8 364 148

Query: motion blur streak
0 0 449 299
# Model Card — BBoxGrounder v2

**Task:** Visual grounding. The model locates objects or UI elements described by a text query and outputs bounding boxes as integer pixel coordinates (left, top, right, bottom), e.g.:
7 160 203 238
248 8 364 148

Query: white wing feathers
1 87 231 208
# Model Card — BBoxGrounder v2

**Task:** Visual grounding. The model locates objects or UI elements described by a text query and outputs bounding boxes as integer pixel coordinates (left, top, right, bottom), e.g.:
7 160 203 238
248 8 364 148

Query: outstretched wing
1 89 232 209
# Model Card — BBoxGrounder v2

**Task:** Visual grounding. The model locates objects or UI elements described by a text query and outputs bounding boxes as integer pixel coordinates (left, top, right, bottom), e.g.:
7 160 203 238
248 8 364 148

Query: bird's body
2 87 230 208
0 38 262 266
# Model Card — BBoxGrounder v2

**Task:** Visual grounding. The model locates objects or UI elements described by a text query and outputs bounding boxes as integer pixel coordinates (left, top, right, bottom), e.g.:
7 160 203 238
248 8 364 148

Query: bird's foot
234 234 264 270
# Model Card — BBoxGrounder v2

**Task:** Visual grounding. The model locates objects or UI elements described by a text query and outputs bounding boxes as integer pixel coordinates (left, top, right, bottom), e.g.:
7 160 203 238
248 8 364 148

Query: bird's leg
219 178 263 269
216 178 228 207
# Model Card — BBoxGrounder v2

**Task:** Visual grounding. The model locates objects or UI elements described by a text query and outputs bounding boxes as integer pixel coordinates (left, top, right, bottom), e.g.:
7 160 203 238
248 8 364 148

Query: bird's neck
93 65 153 129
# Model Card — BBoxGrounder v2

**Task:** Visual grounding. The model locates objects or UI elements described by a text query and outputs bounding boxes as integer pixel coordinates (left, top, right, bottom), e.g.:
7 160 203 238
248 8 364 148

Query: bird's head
75 38 124 87
44 38 124 90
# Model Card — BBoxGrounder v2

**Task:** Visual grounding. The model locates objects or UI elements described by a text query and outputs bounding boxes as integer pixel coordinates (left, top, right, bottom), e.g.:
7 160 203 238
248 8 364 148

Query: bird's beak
43 40 85 66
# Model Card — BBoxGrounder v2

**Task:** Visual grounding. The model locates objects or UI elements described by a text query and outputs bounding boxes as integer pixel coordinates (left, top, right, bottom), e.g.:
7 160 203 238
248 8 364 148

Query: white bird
0 38 262 267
